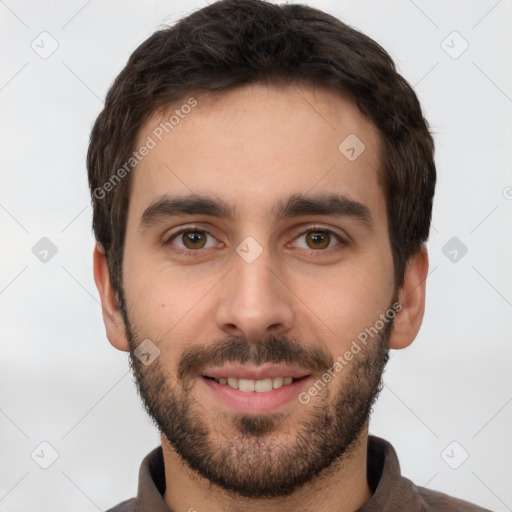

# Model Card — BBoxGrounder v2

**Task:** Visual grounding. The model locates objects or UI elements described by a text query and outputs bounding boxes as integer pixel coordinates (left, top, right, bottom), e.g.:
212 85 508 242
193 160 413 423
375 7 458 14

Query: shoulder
104 497 137 512
418 486 492 511
365 436 492 512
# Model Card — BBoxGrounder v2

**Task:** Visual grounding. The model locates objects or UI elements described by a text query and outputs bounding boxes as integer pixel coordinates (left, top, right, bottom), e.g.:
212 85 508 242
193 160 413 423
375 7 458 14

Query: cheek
293 256 393 346
123 258 216 338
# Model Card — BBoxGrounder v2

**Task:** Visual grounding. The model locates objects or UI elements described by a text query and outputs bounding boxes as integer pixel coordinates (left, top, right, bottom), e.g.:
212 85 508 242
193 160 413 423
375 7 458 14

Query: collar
132 435 423 511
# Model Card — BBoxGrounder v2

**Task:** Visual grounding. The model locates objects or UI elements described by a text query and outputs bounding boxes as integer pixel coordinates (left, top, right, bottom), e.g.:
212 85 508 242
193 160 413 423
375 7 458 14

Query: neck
161 429 372 512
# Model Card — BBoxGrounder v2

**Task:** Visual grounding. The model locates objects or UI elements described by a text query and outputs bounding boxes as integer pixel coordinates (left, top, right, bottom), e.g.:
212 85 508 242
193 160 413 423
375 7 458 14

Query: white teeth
213 376 296 392
272 377 284 389
254 378 273 392
227 377 239 390
239 378 255 392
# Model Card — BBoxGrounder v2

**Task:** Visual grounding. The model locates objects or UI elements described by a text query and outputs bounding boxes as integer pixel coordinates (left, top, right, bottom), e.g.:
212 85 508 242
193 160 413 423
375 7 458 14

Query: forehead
129 83 384 224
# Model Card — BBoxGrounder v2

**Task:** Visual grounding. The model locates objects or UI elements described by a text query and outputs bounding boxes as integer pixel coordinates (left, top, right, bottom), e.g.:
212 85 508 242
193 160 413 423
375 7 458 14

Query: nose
215 248 296 343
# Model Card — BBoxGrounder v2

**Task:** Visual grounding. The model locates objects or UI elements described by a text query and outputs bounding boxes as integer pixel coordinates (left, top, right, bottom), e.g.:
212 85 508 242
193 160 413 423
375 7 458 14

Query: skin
94 83 428 512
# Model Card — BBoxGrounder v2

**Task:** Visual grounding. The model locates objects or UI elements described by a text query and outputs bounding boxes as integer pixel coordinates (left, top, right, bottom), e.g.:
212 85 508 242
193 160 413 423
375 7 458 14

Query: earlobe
93 243 129 352
389 246 429 350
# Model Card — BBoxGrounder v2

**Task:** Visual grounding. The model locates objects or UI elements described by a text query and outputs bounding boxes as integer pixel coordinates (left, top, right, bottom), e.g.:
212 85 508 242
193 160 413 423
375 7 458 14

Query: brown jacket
106 436 492 511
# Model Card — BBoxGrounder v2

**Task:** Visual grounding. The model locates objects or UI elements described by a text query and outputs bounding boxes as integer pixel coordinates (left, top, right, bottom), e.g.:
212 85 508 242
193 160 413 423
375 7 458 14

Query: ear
389 245 429 350
93 243 129 352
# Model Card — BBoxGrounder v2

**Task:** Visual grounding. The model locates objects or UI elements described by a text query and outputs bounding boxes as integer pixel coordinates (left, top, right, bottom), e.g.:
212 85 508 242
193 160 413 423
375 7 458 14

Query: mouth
203 375 307 393
200 365 313 414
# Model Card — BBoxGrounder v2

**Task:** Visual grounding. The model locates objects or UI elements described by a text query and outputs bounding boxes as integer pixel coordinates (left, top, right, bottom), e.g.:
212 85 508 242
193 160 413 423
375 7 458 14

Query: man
88 1 490 510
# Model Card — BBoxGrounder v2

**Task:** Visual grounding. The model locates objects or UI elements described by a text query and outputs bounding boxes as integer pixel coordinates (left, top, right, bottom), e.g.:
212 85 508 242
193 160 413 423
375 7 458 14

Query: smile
200 366 313 414
207 376 298 393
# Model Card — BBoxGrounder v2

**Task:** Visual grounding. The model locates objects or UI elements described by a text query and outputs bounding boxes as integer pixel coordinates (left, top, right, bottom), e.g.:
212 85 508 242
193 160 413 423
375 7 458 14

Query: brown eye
305 230 331 249
181 231 207 249
166 228 218 252
165 227 220 257
291 228 343 252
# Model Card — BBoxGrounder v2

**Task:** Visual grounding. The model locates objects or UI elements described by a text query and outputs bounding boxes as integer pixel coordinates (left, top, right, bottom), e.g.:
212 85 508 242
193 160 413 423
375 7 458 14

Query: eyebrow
139 192 373 231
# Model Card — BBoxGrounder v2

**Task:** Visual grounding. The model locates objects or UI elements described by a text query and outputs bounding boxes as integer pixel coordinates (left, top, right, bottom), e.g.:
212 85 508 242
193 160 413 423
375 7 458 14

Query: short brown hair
87 0 436 296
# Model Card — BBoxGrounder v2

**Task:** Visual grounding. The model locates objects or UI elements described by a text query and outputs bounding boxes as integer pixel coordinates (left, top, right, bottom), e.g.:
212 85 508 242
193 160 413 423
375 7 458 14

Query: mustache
178 335 334 381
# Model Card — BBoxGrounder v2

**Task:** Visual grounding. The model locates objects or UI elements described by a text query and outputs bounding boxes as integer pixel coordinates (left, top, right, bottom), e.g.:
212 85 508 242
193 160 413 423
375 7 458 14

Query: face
119 83 397 497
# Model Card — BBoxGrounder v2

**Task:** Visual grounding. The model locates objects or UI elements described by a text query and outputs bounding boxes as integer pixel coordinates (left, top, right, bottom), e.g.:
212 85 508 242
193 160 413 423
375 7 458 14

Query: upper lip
202 364 311 380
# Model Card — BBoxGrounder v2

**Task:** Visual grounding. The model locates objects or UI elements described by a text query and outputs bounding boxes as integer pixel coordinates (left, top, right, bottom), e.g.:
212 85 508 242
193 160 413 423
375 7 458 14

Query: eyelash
164 225 347 258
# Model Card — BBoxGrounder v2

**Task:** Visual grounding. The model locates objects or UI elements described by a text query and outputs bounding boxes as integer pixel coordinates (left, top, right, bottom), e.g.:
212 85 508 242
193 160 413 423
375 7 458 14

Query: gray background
1 0 511 510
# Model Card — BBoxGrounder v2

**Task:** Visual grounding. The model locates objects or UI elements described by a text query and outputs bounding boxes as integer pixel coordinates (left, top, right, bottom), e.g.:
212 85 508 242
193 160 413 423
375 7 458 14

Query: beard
123 303 392 499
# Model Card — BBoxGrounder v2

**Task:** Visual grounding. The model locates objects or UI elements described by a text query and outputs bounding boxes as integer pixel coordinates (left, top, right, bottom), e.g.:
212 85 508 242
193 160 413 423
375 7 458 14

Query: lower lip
201 376 312 414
